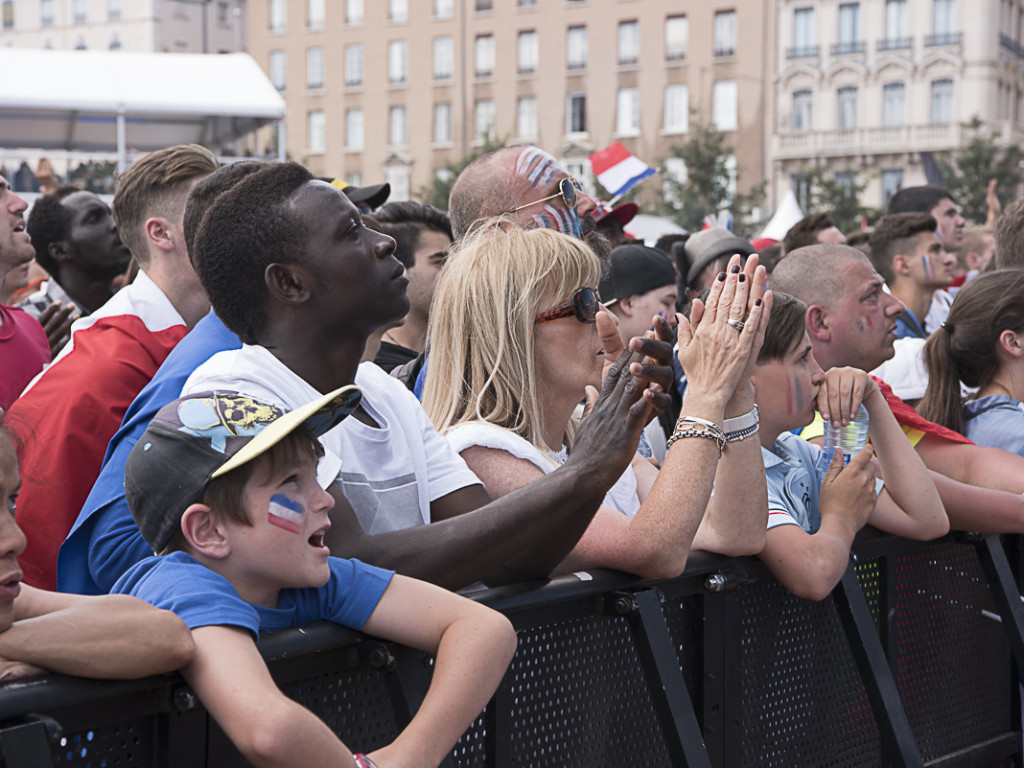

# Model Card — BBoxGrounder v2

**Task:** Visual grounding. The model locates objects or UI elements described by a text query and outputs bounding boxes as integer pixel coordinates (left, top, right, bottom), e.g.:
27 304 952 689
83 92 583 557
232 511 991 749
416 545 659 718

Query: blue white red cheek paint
921 255 934 282
530 204 582 238
515 147 561 189
268 494 304 534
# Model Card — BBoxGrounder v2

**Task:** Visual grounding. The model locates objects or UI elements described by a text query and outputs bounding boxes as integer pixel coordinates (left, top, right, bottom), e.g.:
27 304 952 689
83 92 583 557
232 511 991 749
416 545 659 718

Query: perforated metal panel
734 578 882 767
53 721 155 768
890 542 1013 763
496 613 672 767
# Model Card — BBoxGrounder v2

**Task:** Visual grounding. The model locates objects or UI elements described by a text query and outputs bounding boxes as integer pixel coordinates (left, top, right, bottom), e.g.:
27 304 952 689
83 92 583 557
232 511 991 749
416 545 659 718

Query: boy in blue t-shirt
750 293 948 601
114 386 516 768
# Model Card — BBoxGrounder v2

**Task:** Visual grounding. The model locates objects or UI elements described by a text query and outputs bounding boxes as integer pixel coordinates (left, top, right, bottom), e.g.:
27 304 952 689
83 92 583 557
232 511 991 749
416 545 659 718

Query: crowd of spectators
1 142 1024 765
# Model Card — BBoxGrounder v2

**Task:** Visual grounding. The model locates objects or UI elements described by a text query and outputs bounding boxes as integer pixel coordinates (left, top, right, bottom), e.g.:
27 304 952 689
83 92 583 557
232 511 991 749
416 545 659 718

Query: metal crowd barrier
0 531 1021 767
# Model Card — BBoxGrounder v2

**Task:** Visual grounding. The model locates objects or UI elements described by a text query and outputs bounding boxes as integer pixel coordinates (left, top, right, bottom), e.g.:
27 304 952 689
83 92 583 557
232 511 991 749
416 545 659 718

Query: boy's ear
617 296 635 317
892 254 911 277
144 217 176 253
806 305 830 342
265 262 312 304
180 503 231 559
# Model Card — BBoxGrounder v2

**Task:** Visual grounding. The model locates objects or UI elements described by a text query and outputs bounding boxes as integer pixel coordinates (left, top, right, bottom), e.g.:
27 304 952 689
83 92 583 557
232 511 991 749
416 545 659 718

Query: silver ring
727 318 745 331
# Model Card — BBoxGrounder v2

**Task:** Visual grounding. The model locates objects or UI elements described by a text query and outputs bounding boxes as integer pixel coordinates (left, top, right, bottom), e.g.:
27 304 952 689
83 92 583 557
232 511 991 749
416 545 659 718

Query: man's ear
48 240 71 265
180 503 230 559
806 305 830 342
144 217 176 253
265 262 312 304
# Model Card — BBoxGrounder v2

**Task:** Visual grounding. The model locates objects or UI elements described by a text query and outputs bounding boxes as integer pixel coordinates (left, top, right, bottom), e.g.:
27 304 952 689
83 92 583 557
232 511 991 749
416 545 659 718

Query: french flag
589 142 657 198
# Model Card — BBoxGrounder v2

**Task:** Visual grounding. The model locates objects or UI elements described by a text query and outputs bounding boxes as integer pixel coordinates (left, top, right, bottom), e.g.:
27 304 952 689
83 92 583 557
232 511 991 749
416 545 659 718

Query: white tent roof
758 189 806 242
0 49 285 153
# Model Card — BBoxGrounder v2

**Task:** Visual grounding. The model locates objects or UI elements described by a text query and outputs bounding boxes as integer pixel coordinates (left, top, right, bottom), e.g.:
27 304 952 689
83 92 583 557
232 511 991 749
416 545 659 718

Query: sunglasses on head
535 287 602 325
506 177 584 215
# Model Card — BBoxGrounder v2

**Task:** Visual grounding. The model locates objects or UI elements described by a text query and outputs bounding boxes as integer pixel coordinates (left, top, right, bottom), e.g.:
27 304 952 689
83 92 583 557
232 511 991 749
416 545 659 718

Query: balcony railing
831 40 865 55
714 45 736 57
786 45 820 59
925 31 962 47
776 122 968 159
877 36 912 51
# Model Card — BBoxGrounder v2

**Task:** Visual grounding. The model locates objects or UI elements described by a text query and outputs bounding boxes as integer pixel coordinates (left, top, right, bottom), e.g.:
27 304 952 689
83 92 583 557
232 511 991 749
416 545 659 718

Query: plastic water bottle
823 405 869 466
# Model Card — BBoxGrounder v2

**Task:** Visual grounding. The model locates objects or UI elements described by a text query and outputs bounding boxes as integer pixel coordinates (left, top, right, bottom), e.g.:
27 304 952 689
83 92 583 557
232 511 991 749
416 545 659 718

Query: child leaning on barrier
112 387 517 768
750 293 948 601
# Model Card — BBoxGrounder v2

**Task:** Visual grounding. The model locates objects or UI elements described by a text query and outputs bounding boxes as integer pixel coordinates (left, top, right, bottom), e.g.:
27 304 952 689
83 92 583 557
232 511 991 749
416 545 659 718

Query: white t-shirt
183 347 481 533
445 421 641 518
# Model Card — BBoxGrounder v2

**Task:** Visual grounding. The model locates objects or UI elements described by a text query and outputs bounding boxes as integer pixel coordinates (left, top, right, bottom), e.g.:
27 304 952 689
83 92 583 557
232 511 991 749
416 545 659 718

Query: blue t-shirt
762 432 882 533
58 311 242 594
112 551 394 640
893 309 927 341
963 394 1024 458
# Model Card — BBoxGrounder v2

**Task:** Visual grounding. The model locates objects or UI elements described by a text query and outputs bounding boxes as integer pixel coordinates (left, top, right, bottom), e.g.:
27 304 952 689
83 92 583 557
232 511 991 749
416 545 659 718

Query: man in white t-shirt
184 161 673 589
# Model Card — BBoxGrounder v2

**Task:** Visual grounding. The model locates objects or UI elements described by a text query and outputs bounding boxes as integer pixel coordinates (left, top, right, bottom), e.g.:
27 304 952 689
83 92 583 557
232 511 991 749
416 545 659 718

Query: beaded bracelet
666 416 727 456
724 405 760 443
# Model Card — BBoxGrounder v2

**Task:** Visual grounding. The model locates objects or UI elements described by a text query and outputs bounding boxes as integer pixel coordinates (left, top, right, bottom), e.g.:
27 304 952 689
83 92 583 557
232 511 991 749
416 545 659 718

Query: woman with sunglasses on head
422 226 772 580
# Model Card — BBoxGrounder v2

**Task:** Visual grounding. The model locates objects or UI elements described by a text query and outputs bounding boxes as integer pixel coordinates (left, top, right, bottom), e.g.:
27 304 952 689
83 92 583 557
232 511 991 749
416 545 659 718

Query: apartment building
773 0 1020 212
0 0 246 54
247 0 772 206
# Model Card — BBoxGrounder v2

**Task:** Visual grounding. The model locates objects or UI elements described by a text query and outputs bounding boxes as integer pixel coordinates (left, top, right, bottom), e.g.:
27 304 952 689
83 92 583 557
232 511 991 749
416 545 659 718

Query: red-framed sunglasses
535 287 602 325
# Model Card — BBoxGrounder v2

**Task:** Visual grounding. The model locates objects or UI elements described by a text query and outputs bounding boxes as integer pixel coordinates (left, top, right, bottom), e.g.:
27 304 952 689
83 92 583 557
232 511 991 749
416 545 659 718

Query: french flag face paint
530 204 582 239
268 493 305 534
515 147 562 189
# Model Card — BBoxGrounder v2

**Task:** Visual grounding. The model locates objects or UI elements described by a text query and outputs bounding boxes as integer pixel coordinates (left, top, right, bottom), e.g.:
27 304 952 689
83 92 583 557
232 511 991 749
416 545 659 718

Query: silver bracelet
666 417 727 456
723 404 759 434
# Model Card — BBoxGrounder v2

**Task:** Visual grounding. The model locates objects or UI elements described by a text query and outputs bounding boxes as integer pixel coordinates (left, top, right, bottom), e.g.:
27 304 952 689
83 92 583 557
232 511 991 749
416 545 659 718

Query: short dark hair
887 185 954 215
191 161 313 344
183 161 269 262
757 292 807 364
25 184 80 277
994 198 1024 270
782 213 837 254
868 212 938 283
363 201 452 269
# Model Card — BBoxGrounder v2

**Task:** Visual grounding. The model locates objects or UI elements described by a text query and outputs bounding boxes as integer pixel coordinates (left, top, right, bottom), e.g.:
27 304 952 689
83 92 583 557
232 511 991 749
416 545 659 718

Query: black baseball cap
599 244 677 305
125 386 362 552
330 179 391 211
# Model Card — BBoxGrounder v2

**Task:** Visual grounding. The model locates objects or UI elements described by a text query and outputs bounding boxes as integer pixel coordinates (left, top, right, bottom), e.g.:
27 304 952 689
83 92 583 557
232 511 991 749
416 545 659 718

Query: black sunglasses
535 287 602 325
506 177 584 214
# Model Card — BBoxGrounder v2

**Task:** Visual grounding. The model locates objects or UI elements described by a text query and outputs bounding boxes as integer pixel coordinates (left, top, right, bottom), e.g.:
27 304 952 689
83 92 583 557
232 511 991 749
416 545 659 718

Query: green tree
69 160 119 195
794 167 880 233
658 122 763 237
936 115 1024 225
417 134 506 210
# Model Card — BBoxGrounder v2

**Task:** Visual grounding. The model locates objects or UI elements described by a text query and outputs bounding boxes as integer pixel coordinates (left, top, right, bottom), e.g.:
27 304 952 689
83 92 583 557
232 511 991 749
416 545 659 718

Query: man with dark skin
772 243 1024 534
63 161 676 593
24 186 132 316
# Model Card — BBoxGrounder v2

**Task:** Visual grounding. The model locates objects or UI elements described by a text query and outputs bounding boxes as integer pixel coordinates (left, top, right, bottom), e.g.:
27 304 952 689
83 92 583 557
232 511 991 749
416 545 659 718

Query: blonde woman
423 227 771 580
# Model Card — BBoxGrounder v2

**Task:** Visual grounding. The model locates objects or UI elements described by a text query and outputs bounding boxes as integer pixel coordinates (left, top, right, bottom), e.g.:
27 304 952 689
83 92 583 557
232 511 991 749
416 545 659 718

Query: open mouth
12 221 25 233
308 531 327 549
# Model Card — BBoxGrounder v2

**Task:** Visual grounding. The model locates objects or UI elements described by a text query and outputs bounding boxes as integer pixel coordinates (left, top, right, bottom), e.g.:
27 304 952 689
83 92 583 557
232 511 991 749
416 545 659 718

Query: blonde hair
423 225 602 451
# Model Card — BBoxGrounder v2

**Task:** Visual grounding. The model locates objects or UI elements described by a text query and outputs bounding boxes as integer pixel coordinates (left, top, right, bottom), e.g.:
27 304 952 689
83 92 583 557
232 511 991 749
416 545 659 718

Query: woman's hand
677 253 771 409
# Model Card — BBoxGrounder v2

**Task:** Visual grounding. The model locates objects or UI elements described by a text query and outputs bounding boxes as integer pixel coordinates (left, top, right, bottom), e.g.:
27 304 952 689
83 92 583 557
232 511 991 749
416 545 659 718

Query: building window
308 111 326 153
2 1 12 29
389 40 407 84
792 89 813 132
836 171 858 203
665 15 687 60
475 100 495 142
567 92 587 134
837 3 860 52
518 31 538 73
712 81 738 131
931 78 953 123
434 103 452 143
433 36 453 80
517 97 538 139
476 0 493 10
663 157 687 205
885 0 908 44
346 109 364 149
390 106 407 145
933 0 955 35
518 0 536 6
882 82 905 126
434 0 453 19
73 0 87 23
664 84 688 133
306 48 324 89
107 0 121 20
618 21 639 65
269 50 287 90
269 0 286 32
109 36 121 49
617 88 640 135
723 155 737 204
792 7 815 56
75 38 87 50
385 166 411 203
567 26 587 69
306 0 324 28
389 0 407 23
40 0 54 26
836 85 858 130
217 1 228 24
475 34 495 77
344 44 362 86
345 0 363 26
881 168 903 207
714 10 736 56
346 173 363 187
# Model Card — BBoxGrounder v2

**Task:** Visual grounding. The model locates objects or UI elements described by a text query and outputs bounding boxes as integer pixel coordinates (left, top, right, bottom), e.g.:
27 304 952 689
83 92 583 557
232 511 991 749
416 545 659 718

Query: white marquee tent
0 48 286 170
